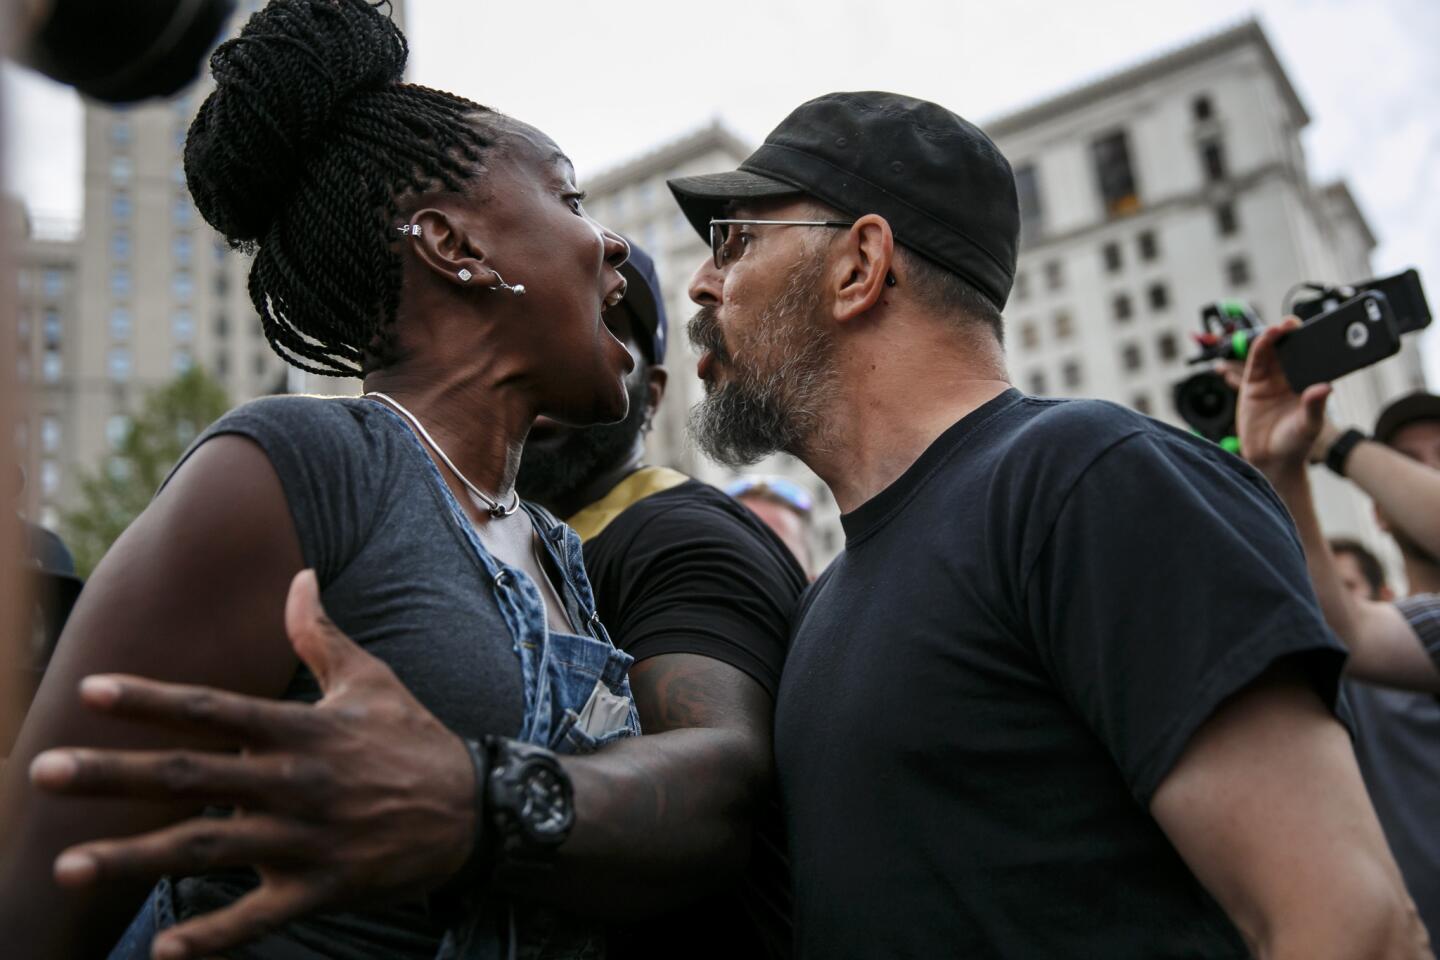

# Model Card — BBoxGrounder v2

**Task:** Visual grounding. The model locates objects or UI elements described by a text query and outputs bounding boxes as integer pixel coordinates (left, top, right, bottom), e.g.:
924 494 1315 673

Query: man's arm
1313 420 1440 560
1152 663 1429 959
30 575 780 957
1236 321 1440 691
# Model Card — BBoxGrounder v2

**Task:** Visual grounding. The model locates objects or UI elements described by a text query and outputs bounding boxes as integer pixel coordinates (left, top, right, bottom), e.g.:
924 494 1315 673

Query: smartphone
1276 290 1400 391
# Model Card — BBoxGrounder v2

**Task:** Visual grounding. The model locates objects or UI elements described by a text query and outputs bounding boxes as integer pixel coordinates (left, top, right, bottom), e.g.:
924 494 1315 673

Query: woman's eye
566 192 588 214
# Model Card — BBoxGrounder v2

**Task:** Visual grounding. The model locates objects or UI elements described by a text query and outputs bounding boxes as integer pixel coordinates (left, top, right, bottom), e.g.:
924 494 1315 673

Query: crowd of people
2 1 1439 958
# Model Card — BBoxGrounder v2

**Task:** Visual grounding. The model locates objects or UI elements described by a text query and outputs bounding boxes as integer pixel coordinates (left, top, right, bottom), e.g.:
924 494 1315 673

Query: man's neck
800 325 1010 514
541 443 648 521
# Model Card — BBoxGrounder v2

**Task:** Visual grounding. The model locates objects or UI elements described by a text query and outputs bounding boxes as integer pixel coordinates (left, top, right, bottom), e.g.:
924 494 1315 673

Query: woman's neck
363 364 532 507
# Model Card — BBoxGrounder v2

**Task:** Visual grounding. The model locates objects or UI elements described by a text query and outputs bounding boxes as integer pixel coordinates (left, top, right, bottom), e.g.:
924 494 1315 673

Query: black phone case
1276 292 1400 391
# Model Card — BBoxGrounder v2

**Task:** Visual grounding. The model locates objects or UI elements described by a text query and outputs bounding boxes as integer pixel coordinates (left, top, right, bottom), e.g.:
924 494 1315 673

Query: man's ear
831 214 895 325
404 206 498 289
645 364 669 426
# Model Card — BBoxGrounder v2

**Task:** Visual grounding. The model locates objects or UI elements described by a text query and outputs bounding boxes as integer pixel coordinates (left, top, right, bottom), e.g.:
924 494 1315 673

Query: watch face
519 763 572 841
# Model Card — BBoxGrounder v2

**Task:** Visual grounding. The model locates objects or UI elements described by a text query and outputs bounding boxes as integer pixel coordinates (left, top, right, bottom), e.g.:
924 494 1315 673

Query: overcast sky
5 0 1438 381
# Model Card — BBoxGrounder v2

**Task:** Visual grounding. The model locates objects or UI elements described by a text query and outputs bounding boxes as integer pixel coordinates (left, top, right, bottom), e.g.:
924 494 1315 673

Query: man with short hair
666 90 1423 957
24 95 1428 959
1239 376 1440 943
723 475 815 576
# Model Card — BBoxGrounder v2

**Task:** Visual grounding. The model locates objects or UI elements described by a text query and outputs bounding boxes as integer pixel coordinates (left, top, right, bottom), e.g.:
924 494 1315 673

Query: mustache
687 306 731 364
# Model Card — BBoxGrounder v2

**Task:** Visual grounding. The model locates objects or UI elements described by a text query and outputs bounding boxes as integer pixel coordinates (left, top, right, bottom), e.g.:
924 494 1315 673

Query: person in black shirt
663 91 1425 957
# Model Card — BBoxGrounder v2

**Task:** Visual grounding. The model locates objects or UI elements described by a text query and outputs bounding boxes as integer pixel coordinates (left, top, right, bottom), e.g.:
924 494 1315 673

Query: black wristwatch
1324 428 1368 477
481 735 575 871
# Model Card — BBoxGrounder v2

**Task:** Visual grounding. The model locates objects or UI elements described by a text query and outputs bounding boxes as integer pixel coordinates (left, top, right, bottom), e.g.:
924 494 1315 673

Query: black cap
1374 391 1440 445
618 239 667 365
668 91 1019 309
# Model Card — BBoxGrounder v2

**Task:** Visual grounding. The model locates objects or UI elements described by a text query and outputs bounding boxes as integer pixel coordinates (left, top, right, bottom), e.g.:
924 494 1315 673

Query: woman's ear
403 207 500 289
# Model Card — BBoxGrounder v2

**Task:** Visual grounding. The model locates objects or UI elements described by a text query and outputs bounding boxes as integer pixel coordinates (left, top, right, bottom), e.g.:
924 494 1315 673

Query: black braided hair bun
185 0 407 244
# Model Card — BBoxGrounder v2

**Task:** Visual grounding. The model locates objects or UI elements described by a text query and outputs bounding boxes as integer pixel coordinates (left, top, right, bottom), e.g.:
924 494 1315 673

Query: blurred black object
17 0 235 103
1173 371 1241 452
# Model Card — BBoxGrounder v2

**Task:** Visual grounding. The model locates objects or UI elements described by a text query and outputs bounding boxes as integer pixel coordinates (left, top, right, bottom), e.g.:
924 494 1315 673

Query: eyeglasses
708 218 854 270
724 475 815 514
708 218 899 287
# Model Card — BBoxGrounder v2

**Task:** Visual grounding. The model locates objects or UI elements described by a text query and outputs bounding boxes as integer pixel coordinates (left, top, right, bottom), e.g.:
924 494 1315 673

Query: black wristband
1325 428 1368 477
433 738 496 908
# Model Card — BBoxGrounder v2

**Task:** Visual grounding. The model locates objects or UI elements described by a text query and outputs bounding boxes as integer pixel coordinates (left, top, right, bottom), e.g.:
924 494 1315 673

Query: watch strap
1325 428 1368 477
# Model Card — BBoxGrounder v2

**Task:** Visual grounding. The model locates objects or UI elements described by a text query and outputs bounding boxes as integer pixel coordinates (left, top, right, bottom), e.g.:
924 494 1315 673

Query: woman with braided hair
0 0 642 956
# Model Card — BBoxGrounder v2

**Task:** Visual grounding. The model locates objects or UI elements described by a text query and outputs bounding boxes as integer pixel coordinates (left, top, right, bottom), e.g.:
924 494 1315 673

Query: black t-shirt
774 390 1349 959
584 478 807 960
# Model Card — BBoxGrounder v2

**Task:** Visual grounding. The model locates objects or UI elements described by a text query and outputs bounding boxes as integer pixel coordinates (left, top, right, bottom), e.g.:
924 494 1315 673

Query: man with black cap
21 98 1425 958
666 91 1423 957
1237 373 1440 942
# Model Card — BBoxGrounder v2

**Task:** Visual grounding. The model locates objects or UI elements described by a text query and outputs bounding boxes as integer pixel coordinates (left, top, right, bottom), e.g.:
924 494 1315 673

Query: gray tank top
167 395 526 958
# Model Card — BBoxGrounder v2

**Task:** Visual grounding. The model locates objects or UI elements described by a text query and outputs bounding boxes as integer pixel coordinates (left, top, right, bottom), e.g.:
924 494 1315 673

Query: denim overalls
108 408 640 960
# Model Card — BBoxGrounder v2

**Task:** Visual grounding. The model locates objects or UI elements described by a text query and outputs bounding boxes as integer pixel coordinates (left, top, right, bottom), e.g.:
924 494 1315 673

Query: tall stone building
11 0 405 522
584 19 1425 569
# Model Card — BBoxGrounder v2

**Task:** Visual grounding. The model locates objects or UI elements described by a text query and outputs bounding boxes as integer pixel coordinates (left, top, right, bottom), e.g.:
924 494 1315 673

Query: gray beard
687 254 837 468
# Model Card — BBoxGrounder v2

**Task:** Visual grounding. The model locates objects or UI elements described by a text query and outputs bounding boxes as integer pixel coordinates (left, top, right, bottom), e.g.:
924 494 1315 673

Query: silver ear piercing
457 268 473 282
489 271 526 296
397 224 421 236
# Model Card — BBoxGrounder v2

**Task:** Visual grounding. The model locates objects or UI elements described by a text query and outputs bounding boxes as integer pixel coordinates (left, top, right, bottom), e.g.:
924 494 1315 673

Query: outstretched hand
29 570 477 960
1235 318 1333 479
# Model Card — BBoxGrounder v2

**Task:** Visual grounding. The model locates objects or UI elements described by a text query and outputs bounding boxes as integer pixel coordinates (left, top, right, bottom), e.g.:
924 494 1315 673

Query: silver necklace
365 391 520 519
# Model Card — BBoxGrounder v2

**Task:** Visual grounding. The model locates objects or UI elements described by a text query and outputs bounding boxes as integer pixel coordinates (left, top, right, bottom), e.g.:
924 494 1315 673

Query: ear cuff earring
488 272 526 296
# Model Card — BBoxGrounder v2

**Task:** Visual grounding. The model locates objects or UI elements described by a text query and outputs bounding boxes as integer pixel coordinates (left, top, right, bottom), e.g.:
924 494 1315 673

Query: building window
171 162 187 185
1192 95 1214 122
110 155 133 182
216 351 231 377
42 268 64 299
1062 359 1084 389
1113 293 1133 323
213 271 230 297
41 416 61 453
1029 370 1048 395
42 349 62 383
1044 260 1064 291
1132 392 1153 415
1102 241 1122 273
1226 255 1251 287
1012 271 1029 302
107 415 131 449
109 307 132 340
111 118 132 146
1053 310 1074 340
1147 282 1170 311
1158 332 1180 362
1121 342 1143 372
1216 202 1239 236
172 270 194 301
112 192 132 223
172 195 194 227
173 232 193 266
253 352 268 377
1092 129 1139 217
1200 139 1227 182
111 267 132 298
1020 320 1039 350
173 350 194 375
108 347 133 382
1137 230 1159 261
1015 163 1043 241
172 310 194 341
215 312 231 338
108 457 134 483
41 460 60 498
43 309 61 346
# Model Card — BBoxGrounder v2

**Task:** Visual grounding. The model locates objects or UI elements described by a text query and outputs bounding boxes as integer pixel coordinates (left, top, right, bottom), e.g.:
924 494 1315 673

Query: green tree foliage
62 368 233 578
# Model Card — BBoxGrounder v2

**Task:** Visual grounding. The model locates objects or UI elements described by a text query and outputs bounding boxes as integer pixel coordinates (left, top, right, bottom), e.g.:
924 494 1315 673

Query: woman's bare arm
0 435 303 959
